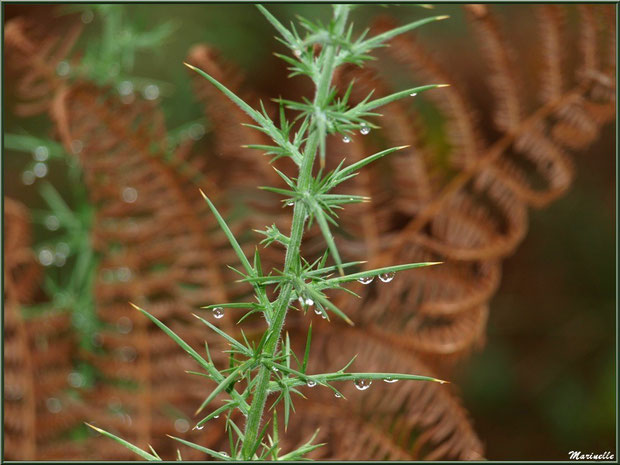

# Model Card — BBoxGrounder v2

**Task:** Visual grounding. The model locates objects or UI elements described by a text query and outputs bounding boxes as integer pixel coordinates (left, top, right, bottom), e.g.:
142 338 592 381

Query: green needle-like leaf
167 435 232 461
85 424 161 461
352 84 449 114
130 303 249 413
199 189 254 276
192 313 252 356
312 203 344 275
325 262 442 285
195 360 253 415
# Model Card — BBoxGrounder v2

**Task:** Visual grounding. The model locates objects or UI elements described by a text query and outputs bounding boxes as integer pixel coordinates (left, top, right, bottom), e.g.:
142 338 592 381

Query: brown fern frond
3 198 86 460
281 326 484 460
186 44 281 190
4 18 81 117
45 81 261 458
356 4 613 366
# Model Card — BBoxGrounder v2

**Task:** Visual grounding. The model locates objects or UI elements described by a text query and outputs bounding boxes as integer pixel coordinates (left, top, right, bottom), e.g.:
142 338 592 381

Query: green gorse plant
88 4 450 460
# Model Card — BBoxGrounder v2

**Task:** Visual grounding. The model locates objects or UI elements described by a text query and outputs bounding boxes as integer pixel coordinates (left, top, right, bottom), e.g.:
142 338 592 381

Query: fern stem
240 5 351 459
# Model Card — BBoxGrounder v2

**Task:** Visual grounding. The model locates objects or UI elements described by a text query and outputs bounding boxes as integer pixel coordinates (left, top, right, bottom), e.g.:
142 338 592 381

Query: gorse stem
89 4 450 460
240 6 350 458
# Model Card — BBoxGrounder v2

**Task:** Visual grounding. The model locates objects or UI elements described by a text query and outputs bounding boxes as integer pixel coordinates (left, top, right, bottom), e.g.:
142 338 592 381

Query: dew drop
54 253 66 267
118 80 134 96
5 386 23 401
22 171 35 185
174 418 190 433
379 271 395 283
46 397 62 413
56 61 70 77
342 135 351 144
272 366 279 372
71 140 83 154
314 308 322 315
81 10 94 24
438 380 449 385
34 145 49 161
293 48 302 58
334 392 342 398
116 316 133 334
38 248 54 266
360 124 370 135
212 307 224 319
68 371 85 388
410 92 418 97
306 379 316 388
119 346 137 362
357 276 374 285
354 379 372 391
56 242 70 256
214 414 220 419
122 187 138 203
286 200 294 206
45 215 60 231
33 162 48 178
188 123 205 140
383 377 399 383
305 297 314 307
321 313 327 319
219 452 229 458
143 84 160 100
194 424 204 430
116 267 132 282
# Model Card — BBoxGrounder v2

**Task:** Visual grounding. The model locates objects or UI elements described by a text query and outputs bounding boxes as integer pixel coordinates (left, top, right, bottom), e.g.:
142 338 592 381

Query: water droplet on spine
342 135 351 144
379 271 395 283
306 379 316 388
383 377 398 383
194 424 204 430
334 392 342 398
293 48 302 58
360 124 370 135
410 92 418 97
212 307 224 319
357 276 374 285
354 379 372 391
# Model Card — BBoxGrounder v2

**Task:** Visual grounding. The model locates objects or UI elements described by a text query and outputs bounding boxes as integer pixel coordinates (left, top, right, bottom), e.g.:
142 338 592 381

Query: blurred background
3 3 615 461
